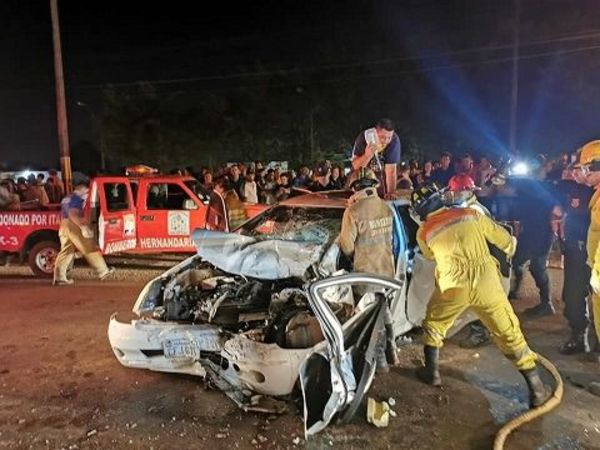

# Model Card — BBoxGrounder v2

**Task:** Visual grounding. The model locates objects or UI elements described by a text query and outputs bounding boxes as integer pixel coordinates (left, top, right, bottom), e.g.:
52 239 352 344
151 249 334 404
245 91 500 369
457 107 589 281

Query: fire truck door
136 181 200 252
92 178 137 254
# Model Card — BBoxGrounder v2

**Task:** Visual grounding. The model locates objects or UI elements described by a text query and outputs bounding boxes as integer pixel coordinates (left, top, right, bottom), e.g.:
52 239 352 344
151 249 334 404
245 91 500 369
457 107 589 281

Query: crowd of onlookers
171 150 577 206
0 170 65 211
0 151 577 211
172 160 348 205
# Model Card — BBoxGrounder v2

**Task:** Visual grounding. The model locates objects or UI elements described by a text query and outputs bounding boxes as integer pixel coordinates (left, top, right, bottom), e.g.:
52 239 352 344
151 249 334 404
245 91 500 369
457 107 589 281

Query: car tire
28 240 60 277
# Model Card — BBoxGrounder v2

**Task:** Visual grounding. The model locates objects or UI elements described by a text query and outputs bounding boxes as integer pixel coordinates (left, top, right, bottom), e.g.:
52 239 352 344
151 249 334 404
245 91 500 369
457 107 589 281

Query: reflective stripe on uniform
420 209 479 244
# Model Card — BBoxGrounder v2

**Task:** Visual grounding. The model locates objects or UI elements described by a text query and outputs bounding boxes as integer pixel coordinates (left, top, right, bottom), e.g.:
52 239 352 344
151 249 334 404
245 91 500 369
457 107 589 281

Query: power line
63 43 600 99
72 39 600 91
296 44 600 86
71 29 600 83
3 34 600 95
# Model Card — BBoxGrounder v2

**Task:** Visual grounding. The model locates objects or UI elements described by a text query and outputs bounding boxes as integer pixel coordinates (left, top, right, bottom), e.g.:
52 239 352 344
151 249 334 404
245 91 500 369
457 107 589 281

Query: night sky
2 0 600 169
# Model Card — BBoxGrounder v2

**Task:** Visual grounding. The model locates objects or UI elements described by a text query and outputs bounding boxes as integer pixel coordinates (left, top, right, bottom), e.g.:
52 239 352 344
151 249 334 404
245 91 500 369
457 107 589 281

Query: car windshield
238 205 345 247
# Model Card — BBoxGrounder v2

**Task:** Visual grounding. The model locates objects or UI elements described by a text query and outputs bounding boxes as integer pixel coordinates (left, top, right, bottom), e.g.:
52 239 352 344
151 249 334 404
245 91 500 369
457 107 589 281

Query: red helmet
448 174 476 191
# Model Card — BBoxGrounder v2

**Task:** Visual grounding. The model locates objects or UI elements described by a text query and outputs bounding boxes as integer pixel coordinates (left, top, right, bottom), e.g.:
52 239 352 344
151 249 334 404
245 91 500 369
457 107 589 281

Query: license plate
163 338 198 359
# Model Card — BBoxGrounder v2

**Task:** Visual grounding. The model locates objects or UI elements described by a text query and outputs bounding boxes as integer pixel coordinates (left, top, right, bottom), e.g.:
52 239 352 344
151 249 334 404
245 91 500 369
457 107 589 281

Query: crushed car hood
192 229 324 280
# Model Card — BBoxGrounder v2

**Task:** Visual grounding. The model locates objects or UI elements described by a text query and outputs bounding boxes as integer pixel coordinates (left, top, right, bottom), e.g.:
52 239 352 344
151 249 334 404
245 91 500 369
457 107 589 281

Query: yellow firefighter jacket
416 208 516 293
587 189 600 273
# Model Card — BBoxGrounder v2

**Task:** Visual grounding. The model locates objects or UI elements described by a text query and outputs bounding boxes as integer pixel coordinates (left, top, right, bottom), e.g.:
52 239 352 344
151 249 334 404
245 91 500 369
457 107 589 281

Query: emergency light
125 165 159 177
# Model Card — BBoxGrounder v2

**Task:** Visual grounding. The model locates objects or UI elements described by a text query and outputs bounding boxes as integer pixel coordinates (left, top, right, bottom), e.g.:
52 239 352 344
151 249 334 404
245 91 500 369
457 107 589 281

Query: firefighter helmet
347 168 379 191
579 140 600 166
410 183 445 221
448 174 477 192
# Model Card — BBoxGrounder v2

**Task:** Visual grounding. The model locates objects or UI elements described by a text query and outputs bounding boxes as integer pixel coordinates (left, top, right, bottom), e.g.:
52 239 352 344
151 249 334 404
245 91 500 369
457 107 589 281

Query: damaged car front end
109 200 378 420
108 192 507 436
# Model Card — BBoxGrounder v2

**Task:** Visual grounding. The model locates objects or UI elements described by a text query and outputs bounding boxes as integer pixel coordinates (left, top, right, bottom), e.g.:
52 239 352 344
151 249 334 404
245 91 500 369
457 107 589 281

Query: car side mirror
183 199 198 210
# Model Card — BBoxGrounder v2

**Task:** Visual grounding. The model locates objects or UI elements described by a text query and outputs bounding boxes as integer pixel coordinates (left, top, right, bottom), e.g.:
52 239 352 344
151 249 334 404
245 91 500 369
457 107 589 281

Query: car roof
279 190 351 209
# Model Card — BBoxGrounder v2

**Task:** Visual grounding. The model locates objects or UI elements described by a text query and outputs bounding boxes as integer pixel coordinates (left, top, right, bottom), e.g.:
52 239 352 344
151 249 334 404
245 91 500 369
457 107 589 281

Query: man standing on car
338 168 399 371
350 118 401 199
53 181 114 285
411 185 550 409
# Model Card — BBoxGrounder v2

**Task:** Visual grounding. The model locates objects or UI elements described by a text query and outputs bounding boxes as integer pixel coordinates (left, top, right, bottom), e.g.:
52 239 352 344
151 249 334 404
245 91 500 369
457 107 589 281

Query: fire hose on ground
493 353 564 450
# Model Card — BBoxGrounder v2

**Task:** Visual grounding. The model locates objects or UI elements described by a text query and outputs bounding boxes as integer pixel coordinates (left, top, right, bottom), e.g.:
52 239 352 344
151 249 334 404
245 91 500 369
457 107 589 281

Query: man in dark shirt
308 161 334 192
546 152 570 181
430 152 455 187
351 118 401 198
509 178 561 318
228 165 245 200
557 173 594 353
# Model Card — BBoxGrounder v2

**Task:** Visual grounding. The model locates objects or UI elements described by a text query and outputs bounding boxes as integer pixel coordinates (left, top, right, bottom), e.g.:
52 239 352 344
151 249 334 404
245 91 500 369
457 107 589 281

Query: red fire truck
0 171 266 277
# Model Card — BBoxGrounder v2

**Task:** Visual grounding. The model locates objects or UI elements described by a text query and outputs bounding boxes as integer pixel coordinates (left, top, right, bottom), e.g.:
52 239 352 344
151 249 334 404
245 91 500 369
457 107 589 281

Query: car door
300 274 404 437
136 180 203 252
386 200 420 336
91 177 137 254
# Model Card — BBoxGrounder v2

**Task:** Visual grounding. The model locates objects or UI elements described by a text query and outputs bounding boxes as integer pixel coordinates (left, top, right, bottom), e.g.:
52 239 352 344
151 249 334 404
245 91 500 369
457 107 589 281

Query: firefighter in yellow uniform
578 140 600 396
411 185 550 408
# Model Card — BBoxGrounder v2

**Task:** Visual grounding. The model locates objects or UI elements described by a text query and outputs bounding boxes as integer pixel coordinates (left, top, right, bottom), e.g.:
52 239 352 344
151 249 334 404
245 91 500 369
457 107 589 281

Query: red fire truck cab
0 174 265 277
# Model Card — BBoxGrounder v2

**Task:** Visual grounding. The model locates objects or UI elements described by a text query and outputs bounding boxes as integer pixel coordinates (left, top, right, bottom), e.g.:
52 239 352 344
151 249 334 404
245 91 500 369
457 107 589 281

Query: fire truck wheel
28 241 60 277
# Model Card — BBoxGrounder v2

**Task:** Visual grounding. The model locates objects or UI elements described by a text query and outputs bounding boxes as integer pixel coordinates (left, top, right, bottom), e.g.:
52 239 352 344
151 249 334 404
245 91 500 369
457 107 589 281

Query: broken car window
239 206 344 247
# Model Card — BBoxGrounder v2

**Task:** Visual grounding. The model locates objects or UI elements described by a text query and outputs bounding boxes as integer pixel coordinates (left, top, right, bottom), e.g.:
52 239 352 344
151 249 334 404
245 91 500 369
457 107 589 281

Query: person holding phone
350 118 401 199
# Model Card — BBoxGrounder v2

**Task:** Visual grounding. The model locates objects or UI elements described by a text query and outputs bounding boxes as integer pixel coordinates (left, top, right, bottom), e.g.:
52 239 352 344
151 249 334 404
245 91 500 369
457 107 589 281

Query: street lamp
76 100 106 171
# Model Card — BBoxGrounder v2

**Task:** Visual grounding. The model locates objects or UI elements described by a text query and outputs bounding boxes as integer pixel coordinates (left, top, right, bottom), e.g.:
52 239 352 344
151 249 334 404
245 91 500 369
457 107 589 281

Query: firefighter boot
559 328 590 355
520 367 552 408
385 324 400 367
524 302 556 319
416 346 441 386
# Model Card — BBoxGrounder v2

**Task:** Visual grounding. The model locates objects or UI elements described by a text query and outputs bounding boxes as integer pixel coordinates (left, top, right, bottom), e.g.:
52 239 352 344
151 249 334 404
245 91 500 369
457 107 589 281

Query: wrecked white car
108 191 511 436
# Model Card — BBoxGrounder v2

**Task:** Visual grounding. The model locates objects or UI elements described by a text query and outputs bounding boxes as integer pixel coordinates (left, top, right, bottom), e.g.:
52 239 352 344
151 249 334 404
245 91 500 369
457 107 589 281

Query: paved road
0 266 598 449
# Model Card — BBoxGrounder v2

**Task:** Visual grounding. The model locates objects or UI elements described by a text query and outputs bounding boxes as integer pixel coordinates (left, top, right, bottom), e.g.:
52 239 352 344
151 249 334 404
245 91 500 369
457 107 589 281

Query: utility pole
50 0 72 193
309 110 315 162
509 0 521 155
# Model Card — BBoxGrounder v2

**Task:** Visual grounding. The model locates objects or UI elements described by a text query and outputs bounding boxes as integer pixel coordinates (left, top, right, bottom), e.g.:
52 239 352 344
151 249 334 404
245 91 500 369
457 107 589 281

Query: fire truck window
104 183 130 212
147 183 192 210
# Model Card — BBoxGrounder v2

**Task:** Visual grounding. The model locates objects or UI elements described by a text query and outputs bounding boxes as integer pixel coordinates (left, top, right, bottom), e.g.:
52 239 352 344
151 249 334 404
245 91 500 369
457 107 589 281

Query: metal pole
50 0 72 193
309 110 315 161
509 0 521 155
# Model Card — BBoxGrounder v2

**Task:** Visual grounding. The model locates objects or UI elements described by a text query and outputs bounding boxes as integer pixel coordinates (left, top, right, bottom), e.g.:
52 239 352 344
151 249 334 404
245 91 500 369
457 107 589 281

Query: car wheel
28 241 60 277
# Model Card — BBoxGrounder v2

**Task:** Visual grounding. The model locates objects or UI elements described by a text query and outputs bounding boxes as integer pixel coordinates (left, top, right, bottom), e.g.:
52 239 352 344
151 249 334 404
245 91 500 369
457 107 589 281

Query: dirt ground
0 263 599 450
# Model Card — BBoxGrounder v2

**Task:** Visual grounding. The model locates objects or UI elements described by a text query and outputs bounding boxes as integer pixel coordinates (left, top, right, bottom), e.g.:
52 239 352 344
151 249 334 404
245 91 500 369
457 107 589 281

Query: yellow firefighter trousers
422 262 537 371
592 293 600 344
54 219 108 281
